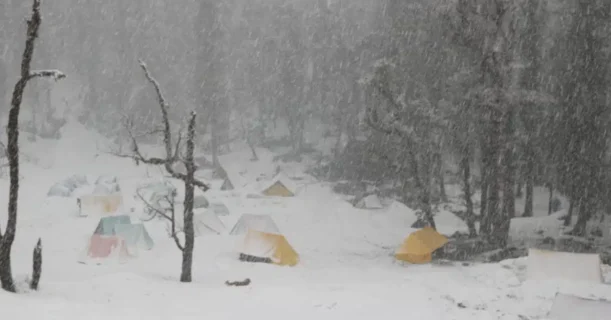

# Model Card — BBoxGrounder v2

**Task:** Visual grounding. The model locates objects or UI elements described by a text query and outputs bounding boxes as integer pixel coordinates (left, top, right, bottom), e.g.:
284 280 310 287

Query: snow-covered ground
1 122 610 319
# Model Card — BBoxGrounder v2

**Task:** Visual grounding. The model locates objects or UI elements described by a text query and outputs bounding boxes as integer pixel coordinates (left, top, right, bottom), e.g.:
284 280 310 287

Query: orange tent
395 227 448 263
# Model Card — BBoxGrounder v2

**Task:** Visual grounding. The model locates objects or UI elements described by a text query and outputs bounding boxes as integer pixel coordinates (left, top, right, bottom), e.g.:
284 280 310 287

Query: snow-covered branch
121 59 209 192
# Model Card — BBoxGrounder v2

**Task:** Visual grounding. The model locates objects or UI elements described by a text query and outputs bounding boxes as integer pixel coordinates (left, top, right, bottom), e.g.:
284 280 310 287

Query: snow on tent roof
355 194 383 209
230 214 281 235
548 293 611 320
527 248 603 283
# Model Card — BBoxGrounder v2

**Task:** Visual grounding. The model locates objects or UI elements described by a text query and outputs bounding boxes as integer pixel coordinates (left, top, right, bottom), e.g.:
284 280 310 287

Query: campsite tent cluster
46 172 301 265
48 173 611 316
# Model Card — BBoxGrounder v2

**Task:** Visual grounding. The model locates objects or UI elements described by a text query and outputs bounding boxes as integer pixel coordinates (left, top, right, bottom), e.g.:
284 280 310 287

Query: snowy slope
0 122 610 320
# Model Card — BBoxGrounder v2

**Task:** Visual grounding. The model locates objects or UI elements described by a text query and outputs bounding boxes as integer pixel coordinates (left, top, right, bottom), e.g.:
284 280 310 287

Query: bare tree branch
131 60 210 191
134 188 184 251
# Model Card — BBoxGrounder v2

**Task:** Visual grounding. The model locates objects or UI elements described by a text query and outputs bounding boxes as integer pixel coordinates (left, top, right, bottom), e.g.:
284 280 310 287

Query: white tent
548 293 611 320
47 174 88 197
230 214 280 235
176 210 226 236
194 210 226 236
209 201 230 216
355 194 384 209
527 248 603 283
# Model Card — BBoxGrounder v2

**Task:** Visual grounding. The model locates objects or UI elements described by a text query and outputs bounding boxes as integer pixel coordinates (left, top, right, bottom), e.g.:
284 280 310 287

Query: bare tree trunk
29 238 42 290
483 110 502 243
180 112 197 283
564 197 574 226
479 146 490 234
412 152 436 230
0 248 13 292
571 185 596 237
516 178 523 198
117 60 209 283
523 170 534 217
1 0 63 293
501 107 516 220
547 182 553 215
460 150 477 238
435 152 447 202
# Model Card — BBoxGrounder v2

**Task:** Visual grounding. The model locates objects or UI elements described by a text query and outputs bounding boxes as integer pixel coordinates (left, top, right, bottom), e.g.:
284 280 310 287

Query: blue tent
114 223 154 250
94 215 131 235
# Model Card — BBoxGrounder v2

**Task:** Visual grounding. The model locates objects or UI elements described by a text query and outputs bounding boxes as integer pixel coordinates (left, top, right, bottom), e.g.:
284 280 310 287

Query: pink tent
87 234 130 259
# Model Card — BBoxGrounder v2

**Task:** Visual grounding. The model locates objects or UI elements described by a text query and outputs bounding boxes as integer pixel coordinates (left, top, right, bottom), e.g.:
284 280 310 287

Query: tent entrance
239 253 273 264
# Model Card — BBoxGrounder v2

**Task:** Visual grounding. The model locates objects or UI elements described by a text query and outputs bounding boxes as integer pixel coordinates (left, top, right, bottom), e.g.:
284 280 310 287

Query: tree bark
460 150 477 237
485 111 503 244
523 170 534 217
405 150 436 230
0 248 14 292
564 198 574 227
435 152 447 202
501 107 516 221
516 180 523 198
180 112 197 283
547 182 553 215
29 238 42 290
478 143 490 234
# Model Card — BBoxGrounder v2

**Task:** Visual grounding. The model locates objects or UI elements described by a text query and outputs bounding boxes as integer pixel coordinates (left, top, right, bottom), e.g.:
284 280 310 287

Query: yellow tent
240 229 299 266
395 227 448 263
262 181 295 197
261 173 296 197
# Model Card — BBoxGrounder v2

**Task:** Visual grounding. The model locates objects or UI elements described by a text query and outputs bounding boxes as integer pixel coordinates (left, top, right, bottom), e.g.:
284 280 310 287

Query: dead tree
0 0 65 293
119 60 208 283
